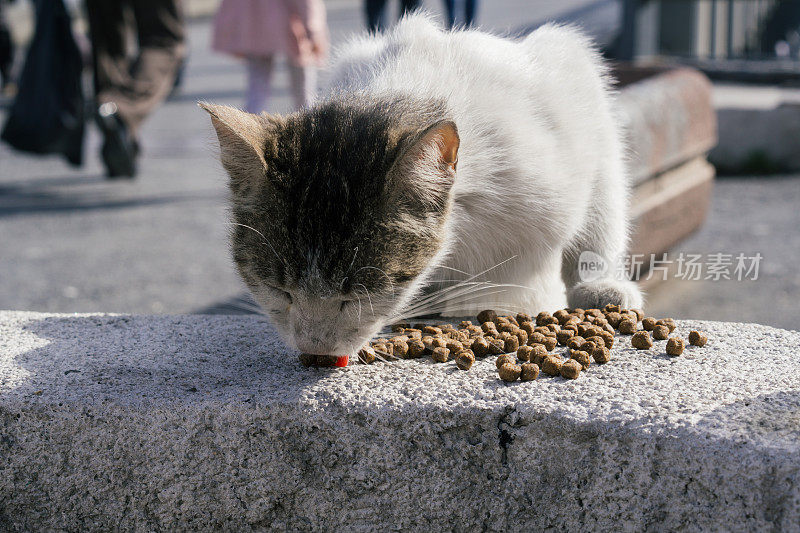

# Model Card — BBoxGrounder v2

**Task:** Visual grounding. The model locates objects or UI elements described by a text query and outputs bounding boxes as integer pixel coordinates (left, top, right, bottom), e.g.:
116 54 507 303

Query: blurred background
0 0 798 330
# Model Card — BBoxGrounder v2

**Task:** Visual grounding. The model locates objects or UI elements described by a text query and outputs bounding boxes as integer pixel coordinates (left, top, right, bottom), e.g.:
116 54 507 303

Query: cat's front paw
567 279 643 310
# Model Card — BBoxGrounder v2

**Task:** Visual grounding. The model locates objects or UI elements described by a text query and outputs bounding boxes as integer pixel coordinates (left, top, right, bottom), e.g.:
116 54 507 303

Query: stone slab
1 312 799 531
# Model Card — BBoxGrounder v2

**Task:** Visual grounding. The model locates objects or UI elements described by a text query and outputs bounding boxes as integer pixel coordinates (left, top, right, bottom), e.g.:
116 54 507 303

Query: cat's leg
561 171 643 310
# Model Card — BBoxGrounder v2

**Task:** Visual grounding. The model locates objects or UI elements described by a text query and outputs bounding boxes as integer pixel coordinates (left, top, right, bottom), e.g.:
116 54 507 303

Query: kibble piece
618 318 637 335
471 336 490 357
666 337 685 356
591 345 611 364
392 340 409 358
481 321 499 335
541 355 563 376
530 344 548 365
630 308 644 322
598 331 614 349
688 330 708 347
456 350 475 370
423 325 443 336
604 303 621 313
631 331 653 350
529 332 548 345
488 338 506 355
545 323 561 333
432 347 450 363
560 359 582 379
605 312 623 328
446 339 464 353
477 309 498 324
570 350 592 370
454 330 471 343
520 321 536 336
602 323 616 335
652 325 669 341
466 325 484 337
553 309 571 324
562 324 579 334
390 335 409 343
374 342 394 356
536 311 552 326
497 322 516 334
520 363 540 381
567 336 586 350
656 318 677 333
391 322 410 332
504 315 520 326
572 307 586 316
357 346 377 364
586 335 606 350
498 363 522 382
407 338 426 358
578 340 596 353
642 317 657 331
585 308 602 318
556 329 575 346
404 328 422 339
459 320 473 329
431 336 448 349
422 336 435 351
517 345 534 362
515 328 529 346
542 337 557 352
515 312 532 325
504 334 520 353
496 353 516 369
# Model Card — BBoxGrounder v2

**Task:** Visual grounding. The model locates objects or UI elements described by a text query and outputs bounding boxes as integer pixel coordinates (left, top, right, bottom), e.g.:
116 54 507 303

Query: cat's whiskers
227 222 284 265
354 283 375 317
354 265 395 297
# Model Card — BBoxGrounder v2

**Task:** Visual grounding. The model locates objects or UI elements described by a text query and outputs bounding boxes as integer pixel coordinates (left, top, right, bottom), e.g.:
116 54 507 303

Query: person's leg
465 0 478 27
443 0 456 28
287 63 316 110
245 56 275 114
86 0 140 177
365 0 386 32
85 0 131 102
119 0 186 135
399 0 421 19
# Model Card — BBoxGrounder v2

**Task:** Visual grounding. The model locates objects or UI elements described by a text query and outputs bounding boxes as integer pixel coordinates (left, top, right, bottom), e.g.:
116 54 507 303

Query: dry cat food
300 306 711 387
652 325 670 341
560 359 582 379
498 362 522 382
432 346 450 363
631 331 653 350
688 330 708 347
456 350 475 370
666 337 685 356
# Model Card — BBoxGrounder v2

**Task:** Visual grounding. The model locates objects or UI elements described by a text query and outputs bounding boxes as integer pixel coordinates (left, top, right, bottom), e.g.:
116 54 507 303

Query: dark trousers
444 0 477 28
86 0 185 136
0 1 13 85
365 0 420 33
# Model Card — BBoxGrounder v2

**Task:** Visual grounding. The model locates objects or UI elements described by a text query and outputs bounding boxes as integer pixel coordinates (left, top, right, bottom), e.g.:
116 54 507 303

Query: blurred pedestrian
0 0 15 97
85 0 186 178
365 0 420 33
444 0 477 29
212 0 328 114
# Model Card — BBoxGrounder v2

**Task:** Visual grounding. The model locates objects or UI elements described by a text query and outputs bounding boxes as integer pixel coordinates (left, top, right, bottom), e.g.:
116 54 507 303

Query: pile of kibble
300 304 708 382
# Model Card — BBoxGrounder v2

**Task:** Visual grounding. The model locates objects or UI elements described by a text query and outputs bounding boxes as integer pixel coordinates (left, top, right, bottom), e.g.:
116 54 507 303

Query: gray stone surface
2 311 799 531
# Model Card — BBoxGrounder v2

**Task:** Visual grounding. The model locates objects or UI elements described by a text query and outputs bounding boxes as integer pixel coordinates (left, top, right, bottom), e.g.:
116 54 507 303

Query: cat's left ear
199 102 279 195
391 120 460 210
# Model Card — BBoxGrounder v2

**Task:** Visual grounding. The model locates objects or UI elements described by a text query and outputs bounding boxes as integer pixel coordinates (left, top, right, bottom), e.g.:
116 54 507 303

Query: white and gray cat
201 14 642 357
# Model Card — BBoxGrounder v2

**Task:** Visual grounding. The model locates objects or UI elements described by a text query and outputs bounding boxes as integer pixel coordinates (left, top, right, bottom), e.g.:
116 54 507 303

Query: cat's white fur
326 13 642 317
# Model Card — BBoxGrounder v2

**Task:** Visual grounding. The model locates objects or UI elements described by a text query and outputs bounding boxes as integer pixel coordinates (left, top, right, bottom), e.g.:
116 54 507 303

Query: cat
201 13 642 357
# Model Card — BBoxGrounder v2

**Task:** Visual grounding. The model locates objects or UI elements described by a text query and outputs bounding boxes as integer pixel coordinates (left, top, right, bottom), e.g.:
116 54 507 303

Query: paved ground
0 0 797 331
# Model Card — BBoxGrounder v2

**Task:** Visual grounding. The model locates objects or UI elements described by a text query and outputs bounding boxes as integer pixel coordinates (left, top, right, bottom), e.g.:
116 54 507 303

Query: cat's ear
199 102 278 194
391 120 460 210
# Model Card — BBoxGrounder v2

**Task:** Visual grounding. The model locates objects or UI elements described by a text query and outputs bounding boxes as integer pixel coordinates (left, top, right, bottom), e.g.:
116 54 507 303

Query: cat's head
201 97 459 356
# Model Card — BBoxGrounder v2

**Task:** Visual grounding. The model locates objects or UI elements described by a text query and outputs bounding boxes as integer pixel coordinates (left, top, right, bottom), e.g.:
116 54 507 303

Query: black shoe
95 102 138 179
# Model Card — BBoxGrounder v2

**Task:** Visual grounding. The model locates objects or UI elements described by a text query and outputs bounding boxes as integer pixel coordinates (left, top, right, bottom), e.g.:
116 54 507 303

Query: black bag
1 0 84 166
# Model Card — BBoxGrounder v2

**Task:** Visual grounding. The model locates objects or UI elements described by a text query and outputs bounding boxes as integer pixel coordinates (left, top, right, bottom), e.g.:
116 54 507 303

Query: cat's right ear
199 102 277 194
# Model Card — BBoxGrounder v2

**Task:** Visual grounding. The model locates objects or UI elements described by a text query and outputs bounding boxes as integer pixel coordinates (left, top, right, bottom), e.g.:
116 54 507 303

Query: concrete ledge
1 312 799 531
